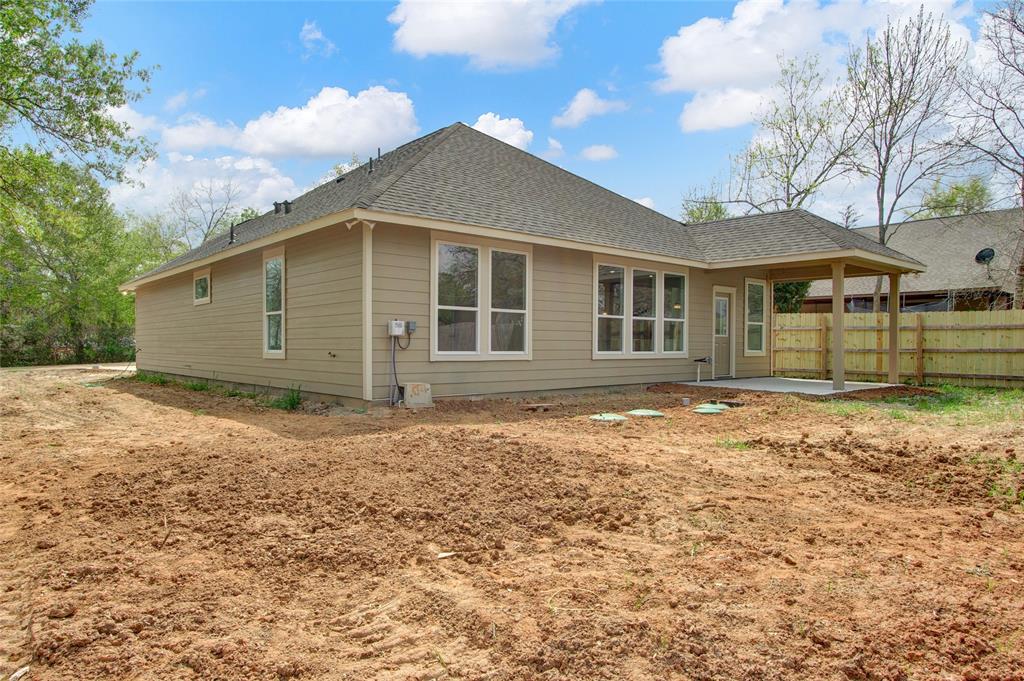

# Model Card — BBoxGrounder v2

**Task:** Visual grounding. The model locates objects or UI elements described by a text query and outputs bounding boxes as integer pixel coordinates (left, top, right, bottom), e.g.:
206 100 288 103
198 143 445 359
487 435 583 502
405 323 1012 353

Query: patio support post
831 261 845 391
888 272 900 384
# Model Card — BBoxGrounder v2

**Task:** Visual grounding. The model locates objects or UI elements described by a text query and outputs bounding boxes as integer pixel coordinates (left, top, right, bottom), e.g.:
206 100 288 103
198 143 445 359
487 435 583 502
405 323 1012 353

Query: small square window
193 269 211 305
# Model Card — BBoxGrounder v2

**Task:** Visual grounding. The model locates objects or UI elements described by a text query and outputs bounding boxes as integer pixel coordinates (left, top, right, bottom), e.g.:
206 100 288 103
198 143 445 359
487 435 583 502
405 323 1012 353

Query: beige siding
372 223 770 399
135 226 363 398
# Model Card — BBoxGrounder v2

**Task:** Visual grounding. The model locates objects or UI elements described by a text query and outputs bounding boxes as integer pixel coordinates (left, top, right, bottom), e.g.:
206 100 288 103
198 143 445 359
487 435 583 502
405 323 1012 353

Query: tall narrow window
745 278 767 355
491 250 527 353
193 268 211 306
596 265 624 352
663 273 686 353
632 269 656 352
263 250 285 356
437 243 479 353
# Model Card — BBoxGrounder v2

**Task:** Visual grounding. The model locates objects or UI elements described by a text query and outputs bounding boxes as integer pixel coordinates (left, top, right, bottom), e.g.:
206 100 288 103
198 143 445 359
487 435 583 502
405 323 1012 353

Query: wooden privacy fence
773 310 1024 388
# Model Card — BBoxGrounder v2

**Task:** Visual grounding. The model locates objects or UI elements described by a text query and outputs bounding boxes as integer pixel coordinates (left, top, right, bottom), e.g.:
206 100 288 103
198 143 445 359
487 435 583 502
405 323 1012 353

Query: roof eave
705 248 925 273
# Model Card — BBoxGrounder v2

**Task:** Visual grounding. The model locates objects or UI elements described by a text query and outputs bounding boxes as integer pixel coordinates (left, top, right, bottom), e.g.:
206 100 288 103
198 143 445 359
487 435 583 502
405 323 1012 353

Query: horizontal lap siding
135 226 363 398
371 223 770 399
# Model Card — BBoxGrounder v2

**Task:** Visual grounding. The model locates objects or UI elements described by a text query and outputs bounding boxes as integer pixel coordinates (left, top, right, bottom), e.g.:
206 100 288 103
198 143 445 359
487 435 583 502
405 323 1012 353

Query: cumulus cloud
471 113 534 150
388 0 591 69
656 0 973 132
552 88 628 128
581 144 617 161
299 20 337 59
109 104 161 135
542 137 564 160
159 86 418 157
633 197 655 209
110 153 300 215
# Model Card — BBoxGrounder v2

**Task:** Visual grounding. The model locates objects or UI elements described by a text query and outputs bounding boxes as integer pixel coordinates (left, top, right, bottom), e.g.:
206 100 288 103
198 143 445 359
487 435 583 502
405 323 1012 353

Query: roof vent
273 201 283 214
229 223 235 244
975 247 995 264
283 200 292 214
335 175 345 183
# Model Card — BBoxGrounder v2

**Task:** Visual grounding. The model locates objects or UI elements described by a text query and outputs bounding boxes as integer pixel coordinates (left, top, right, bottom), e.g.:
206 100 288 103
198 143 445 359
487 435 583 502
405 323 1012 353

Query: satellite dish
975 247 995 265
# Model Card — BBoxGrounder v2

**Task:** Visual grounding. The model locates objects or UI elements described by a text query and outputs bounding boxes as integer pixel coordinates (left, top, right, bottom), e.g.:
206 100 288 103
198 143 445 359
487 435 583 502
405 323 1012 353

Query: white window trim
193 268 211 306
593 257 689 360
430 233 532 362
744 277 768 357
263 246 285 360
662 270 688 356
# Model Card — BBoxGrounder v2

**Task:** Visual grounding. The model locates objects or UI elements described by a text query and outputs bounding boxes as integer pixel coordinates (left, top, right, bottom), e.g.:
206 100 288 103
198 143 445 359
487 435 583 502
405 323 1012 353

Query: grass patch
716 438 751 450
267 386 302 411
985 458 1024 508
134 371 170 385
870 385 1024 421
821 401 871 417
183 380 210 392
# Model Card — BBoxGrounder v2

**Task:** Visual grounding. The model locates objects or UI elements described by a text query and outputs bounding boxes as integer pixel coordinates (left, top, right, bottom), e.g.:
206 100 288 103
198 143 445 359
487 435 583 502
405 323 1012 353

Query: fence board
773 310 1024 388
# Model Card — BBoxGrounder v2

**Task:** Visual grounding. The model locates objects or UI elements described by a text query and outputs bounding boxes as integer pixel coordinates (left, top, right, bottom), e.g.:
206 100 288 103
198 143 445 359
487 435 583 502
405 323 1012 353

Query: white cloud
656 0 974 132
164 88 207 112
552 88 627 128
163 114 241 151
160 86 418 158
300 20 337 59
388 0 591 69
471 113 534 150
542 137 564 160
679 87 769 133
238 87 417 157
581 144 617 161
109 104 161 135
110 153 299 215
633 197 655 209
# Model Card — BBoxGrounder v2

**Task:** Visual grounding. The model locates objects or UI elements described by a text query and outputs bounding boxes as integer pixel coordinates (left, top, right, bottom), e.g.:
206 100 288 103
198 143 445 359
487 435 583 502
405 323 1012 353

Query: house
803 209 1022 312
120 122 923 402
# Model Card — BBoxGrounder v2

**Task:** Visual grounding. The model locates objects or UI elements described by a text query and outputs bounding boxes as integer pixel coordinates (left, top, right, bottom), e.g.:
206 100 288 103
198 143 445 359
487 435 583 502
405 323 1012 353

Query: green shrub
268 386 302 410
184 380 209 392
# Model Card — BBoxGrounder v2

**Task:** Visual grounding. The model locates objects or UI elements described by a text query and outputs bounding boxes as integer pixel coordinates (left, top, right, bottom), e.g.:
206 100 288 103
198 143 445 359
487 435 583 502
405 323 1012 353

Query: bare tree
957 0 1024 308
725 56 860 214
843 8 974 310
169 179 241 249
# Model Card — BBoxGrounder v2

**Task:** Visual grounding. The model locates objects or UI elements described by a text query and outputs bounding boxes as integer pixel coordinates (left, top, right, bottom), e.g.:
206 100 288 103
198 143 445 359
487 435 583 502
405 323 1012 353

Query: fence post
915 313 925 384
820 315 830 380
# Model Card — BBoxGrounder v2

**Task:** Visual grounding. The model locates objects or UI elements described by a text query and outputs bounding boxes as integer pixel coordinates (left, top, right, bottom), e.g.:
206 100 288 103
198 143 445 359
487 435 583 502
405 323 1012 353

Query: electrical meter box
387 319 406 336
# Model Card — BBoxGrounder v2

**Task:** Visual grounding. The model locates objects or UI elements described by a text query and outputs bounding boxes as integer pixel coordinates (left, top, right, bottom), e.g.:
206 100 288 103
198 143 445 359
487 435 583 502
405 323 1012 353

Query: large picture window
263 248 285 357
432 238 531 360
745 278 767 356
594 262 688 357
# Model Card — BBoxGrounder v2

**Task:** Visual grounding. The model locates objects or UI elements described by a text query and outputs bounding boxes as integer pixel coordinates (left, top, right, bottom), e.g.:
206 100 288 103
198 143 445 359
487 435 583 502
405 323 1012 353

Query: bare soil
1 366 1022 680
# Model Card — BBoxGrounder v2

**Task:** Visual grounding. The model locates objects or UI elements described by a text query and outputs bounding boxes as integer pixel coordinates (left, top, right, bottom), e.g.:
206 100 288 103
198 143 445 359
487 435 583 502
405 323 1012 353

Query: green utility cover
626 409 665 417
693 406 723 415
590 413 627 421
695 403 728 411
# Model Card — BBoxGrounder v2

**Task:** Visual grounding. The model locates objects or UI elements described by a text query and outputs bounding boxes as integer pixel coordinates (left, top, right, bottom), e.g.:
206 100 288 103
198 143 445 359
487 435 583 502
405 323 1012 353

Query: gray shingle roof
126 122 922 286
806 208 1023 298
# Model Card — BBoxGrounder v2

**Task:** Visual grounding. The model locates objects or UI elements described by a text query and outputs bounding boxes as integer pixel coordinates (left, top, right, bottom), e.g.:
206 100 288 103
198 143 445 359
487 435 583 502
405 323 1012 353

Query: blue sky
89 0 981 223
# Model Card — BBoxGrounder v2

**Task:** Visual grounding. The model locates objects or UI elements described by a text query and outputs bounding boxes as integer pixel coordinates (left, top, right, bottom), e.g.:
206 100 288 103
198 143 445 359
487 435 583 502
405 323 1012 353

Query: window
491 250 527 353
263 248 285 357
715 298 728 337
595 262 687 357
596 265 624 352
745 278 767 355
431 237 531 360
632 269 656 352
193 268 210 305
437 244 480 353
663 272 686 353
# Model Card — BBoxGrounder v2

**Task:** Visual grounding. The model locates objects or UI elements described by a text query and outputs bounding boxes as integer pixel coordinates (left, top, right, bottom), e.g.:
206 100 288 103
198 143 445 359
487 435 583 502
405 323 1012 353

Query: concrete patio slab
680 376 895 395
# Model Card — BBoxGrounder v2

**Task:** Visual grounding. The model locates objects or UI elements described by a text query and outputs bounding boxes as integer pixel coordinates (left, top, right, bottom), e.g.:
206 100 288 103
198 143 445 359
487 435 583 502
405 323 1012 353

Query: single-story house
120 122 923 403
803 208 1022 312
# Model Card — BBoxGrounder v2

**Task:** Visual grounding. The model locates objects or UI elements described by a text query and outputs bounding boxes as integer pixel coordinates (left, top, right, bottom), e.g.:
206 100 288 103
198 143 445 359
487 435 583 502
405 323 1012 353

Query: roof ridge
855 206 1021 231
358 124 461 209
684 207 800 227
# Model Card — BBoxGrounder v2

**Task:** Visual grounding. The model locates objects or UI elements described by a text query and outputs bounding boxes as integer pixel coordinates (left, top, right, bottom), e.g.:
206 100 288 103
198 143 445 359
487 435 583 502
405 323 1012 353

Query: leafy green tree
681 191 729 224
0 158 144 365
920 178 991 217
1 0 152 210
773 282 812 313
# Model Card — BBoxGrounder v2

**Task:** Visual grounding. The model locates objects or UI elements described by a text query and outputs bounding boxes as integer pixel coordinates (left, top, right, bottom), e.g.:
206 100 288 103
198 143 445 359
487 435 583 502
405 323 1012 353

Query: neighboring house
120 123 922 402
803 209 1023 312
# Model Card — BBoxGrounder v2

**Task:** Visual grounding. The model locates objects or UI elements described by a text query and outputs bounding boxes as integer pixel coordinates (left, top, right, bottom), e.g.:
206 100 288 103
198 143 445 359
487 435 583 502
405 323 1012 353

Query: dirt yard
1 367 1022 680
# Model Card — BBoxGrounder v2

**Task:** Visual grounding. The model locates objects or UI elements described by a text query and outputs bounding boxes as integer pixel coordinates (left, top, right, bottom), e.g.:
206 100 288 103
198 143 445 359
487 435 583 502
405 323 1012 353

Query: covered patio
682 376 896 395
765 253 924 391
